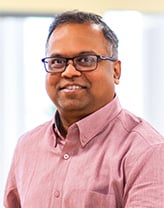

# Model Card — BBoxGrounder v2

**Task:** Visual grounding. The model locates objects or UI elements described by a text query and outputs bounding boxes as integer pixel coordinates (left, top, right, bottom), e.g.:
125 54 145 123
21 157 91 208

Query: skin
45 23 121 137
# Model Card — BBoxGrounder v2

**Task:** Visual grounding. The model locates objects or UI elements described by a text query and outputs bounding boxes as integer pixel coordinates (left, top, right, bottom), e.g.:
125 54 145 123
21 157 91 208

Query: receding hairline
46 22 113 55
45 10 119 58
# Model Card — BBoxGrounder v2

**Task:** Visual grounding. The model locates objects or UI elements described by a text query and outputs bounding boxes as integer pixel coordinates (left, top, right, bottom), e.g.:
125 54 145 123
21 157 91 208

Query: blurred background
1 0 164 206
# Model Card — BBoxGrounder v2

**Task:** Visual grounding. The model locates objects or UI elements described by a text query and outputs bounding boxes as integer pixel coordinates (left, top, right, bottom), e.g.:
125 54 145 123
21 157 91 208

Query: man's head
43 10 121 126
46 10 119 59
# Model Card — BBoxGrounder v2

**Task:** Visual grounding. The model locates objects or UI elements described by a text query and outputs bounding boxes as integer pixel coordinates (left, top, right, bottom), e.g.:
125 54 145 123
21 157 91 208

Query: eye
75 55 97 66
48 57 66 68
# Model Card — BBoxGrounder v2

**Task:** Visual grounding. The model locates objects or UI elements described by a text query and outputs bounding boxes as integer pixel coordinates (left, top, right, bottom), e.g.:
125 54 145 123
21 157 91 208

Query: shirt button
54 190 60 198
63 153 70 160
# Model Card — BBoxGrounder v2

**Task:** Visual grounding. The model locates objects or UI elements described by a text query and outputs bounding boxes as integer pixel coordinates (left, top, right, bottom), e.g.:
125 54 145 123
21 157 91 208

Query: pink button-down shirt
4 96 164 207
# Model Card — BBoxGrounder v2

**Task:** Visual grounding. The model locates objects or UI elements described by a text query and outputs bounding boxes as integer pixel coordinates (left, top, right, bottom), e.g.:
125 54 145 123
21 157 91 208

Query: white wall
141 14 164 132
0 17 53 207
104 11 164 135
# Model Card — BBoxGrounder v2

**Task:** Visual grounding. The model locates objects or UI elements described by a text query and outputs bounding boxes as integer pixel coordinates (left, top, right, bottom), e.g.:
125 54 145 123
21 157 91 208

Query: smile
60 85 85 91
64 85 83 90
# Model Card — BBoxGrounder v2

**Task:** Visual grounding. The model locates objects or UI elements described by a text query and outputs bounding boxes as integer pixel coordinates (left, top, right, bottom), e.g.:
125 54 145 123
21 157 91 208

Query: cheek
88 69 114 89
45 74 57 97
87 70 115 100
45 74 51 93
46 73 57 86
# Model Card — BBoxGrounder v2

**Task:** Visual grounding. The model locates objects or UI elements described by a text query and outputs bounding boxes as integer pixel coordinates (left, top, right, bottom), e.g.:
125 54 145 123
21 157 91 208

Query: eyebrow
78 51 97 55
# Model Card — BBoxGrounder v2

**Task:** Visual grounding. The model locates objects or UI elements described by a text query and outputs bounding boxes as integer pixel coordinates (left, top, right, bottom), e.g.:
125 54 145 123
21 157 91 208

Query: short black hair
46 10 119 58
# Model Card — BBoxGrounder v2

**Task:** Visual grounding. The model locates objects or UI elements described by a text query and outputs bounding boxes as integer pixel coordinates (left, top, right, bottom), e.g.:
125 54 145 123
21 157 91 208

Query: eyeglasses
41 54 117 74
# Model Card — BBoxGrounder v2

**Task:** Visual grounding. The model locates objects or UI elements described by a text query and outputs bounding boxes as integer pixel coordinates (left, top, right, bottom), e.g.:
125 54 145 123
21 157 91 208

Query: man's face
45 23 121 118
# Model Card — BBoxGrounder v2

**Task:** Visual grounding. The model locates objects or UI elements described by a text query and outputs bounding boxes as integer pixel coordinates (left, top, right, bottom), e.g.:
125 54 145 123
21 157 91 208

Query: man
4 10 164 207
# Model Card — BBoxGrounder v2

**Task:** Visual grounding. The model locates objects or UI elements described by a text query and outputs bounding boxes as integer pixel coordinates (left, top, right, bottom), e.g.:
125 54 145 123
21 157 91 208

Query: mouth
60 84 86 92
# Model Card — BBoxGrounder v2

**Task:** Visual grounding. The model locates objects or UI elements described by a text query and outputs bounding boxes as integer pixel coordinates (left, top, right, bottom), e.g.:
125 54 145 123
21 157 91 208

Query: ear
113 60 121 85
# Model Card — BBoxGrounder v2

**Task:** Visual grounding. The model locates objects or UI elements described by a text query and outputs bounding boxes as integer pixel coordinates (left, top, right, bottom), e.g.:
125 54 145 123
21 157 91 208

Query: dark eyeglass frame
41 54 117 74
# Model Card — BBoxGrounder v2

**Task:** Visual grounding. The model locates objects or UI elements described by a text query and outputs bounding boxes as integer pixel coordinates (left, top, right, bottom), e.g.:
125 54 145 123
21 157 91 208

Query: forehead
46 23 110 56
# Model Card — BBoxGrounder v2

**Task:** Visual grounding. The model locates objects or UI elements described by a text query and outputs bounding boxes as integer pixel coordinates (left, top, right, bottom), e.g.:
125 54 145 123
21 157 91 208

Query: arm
124 144 164 207
4 154 21 208
4 188 21 208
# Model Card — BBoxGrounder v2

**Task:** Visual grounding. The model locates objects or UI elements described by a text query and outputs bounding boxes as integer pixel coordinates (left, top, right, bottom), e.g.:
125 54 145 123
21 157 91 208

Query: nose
61 62 81 78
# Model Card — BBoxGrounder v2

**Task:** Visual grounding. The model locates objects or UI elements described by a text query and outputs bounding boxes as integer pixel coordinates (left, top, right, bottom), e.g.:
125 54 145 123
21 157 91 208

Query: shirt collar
76 95 122 146
52 95 122 147
53 111 65 140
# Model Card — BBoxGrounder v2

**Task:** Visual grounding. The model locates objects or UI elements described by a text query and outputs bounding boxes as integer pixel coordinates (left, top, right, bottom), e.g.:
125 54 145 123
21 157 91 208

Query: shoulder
118 109 164 145
16 120 53 150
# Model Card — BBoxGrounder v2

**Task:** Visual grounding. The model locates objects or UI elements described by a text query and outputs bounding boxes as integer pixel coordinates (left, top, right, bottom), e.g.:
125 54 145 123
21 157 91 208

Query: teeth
65 85 82 90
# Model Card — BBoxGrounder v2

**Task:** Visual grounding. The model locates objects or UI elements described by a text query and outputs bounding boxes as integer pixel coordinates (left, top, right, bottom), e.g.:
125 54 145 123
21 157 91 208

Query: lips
60 84 86 91
64 85 83 90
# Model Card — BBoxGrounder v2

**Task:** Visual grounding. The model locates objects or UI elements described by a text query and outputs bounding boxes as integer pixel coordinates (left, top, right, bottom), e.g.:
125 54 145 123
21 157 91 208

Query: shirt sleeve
124 144 164 207
4 151 21 208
